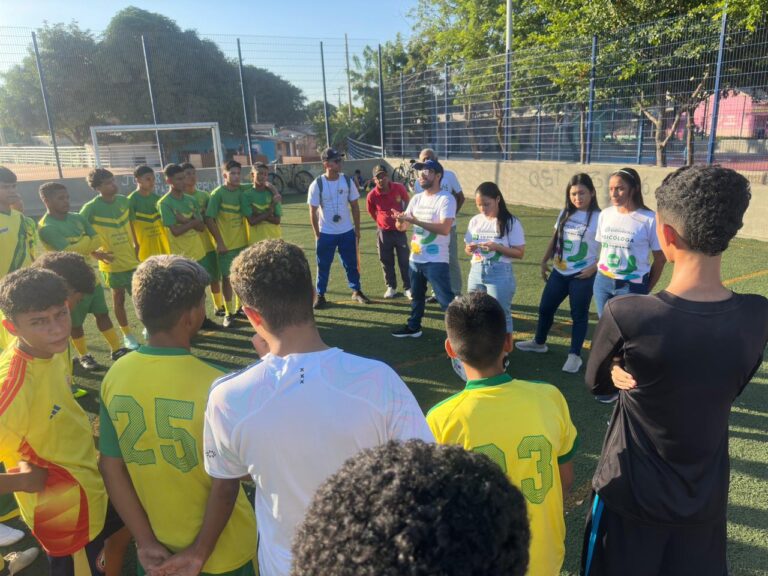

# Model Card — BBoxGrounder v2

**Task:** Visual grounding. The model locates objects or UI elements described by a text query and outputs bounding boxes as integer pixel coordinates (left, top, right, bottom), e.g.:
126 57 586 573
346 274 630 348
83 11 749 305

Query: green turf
5 193 767 575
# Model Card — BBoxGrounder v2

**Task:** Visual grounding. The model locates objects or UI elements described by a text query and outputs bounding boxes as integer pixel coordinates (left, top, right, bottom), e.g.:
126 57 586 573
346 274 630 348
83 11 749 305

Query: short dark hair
230 240 313 332
0 268 67 321
134 165 154 178
87 168 114 190
32 251 96 296
179 162 196 171
132 255 209 334
0 166 18 184
223 159 241 172
163 163 185 179
39 181 68 200
445 292 506 370
655 165 751 256
292 440 530 576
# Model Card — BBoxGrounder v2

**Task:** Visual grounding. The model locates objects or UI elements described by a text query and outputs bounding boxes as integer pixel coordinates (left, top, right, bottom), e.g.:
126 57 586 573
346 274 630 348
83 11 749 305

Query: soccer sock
211 289 224 309
100 327 122 353
224 299 236 315
119 324 134 338
235 294 241 311
72 336 88 356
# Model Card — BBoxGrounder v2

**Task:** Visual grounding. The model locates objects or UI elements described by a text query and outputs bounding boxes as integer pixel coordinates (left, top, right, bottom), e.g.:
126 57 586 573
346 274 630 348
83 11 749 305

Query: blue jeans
408 261 454 330
315 230 361 295
593 271 650 317
467 260 516 333
534 269 595 355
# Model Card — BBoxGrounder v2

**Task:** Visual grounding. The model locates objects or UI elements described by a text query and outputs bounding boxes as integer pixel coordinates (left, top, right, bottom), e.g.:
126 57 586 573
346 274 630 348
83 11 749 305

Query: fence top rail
90 122 220 133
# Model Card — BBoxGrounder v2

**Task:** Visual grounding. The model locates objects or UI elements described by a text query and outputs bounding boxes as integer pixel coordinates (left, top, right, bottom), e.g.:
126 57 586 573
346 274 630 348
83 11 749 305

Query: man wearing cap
391 159 456 338
308 148 371 308
366 165 411 299
413 148 464 301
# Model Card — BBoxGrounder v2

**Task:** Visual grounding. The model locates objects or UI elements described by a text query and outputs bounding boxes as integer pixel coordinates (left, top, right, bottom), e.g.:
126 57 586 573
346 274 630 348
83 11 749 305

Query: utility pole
345 33 353 118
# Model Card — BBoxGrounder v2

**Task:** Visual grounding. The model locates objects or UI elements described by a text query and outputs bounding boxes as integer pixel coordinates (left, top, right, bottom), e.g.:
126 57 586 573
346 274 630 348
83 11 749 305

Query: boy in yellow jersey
427 293 578 576
80 168 141 350
99 255 256 576
205 160 251 328
0 167 33 276
157 164 219 330
243 163 282 244
37 183 130 370
10 198 40 262
128 166 169 261
0 267 131 576
181 163 225 317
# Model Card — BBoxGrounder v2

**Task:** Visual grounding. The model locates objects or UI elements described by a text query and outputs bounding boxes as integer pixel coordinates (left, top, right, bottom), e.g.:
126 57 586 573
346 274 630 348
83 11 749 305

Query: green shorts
217 247 244 278
70 286 110 328
199 250 221 281
101 269 135 292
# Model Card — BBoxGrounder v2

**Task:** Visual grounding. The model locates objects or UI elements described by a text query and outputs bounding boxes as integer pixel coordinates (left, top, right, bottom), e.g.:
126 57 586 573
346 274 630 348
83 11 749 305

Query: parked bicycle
268 162 315 195
391 157 417 192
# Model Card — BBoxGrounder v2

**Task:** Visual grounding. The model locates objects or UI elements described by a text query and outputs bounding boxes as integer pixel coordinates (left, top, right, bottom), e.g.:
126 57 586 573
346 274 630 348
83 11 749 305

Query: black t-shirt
586 291 768 525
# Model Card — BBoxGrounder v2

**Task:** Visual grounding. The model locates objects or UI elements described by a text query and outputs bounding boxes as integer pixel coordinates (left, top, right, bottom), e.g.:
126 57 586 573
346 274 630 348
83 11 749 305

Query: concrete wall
383 158 768 242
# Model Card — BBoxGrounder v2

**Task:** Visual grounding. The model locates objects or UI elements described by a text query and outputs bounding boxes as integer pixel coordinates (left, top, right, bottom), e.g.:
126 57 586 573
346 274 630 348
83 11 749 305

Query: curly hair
87 168 114 190
32 251 96 297
230 240 314 332
655 165 751 256
445 292 507 370
0 268 67 321
131 255 209 334
38 181 68 200
292 440 530 576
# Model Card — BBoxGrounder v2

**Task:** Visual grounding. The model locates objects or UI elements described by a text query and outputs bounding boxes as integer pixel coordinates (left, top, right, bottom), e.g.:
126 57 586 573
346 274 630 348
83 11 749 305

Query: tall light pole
506 0 513 51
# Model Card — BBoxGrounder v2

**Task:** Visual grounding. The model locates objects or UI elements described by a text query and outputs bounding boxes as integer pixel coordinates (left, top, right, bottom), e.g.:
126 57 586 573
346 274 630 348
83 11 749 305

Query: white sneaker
0 523 24 547
404 289 412 300
562 353 583 373
383 287 397 299
515 339 548 353
5 547 39 576
451 357 467 382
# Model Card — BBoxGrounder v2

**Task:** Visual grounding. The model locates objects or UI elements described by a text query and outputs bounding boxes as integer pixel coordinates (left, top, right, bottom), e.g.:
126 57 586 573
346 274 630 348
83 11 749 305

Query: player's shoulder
511 378 566 405
207 359 273 410
426 388 467 421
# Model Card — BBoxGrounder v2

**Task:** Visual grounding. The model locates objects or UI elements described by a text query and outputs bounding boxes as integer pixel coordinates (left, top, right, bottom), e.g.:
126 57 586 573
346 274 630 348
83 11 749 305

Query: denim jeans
534 269 595 355
315 229 360 295
467 260 515 333
407 261 454 330
593 271 650 318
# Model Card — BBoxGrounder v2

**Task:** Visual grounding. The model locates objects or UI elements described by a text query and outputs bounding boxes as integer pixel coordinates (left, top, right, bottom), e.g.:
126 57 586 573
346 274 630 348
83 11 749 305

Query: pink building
694 91 768 138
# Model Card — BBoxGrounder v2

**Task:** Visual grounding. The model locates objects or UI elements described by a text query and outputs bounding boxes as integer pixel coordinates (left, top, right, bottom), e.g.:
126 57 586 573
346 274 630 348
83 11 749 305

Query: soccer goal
89 122 225 185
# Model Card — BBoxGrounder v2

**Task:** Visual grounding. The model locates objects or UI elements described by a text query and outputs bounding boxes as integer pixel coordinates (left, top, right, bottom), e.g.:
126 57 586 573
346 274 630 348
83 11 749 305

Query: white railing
347 137 382 159
0 145 94 167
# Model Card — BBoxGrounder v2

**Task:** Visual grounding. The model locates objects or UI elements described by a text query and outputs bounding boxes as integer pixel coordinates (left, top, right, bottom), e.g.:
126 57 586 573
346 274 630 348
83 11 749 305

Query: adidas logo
49 405 61 419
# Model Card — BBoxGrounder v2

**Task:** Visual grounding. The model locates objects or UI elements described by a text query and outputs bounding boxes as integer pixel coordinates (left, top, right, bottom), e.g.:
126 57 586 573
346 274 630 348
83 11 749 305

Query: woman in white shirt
517 173 600 373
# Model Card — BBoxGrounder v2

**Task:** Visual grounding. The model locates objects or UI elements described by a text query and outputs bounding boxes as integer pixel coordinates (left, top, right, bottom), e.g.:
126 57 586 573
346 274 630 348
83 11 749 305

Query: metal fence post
378 44 386 157
236 39 253 165
636 112 644 165
141 35 163 167
399 73 405 156
536 101 542 161
504 51 512 161
585 35 598 164
444 63 450 159
320 42 331 149
706 7 728 165
31 32 62 179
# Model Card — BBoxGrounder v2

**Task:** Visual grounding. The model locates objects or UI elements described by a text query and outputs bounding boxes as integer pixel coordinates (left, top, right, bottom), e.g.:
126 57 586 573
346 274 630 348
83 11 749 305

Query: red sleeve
366 189 377 221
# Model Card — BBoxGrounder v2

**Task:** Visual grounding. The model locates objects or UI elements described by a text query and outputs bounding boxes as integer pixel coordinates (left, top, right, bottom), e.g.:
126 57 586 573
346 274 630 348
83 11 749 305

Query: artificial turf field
6 193 768 575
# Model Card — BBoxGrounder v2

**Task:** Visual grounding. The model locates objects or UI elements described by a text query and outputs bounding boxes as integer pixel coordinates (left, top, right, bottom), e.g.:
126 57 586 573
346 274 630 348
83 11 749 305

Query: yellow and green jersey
99 346 256 573
128 190 169 261
0 311 12 351
21 216 40 261
187 190 216 253
79 196 139 273
242 186 282 244
0 347 107 555
0 208 33 276
157 192 206 262
427 374 578 576
38 212 102 256
206 186 249 251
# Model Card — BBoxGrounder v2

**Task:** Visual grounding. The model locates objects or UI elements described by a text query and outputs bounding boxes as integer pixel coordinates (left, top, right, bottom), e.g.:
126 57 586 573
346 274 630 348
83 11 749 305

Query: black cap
321 148 345 161
372 164 388 177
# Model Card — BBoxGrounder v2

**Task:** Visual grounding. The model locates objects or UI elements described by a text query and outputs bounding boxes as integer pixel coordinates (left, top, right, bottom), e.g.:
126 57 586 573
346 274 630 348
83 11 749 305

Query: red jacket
366 182 410 231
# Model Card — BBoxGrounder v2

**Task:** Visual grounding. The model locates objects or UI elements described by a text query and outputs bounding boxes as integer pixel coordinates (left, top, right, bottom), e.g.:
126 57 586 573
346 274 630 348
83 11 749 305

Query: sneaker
235 308 248 319
562 353 583 373
123 334 140 350
222 314 235 328
5 547 40 576
72 387 88 399
77 354 99 371
111 347 131 362
215 307 226 317
352 290 371 304
451 357 467 382
404 289 412 300
392 325 422 338
313 295 327 310
200 317 220 331
596 393 620 404
0 523 24 547
515 339 548 353
425 295 438 304
383 287 397 299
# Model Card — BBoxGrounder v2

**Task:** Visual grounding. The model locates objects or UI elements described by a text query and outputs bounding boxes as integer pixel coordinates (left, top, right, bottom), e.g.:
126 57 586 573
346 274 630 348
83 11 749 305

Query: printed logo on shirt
0 227 8 234
49 404 61 419
205 449 217 459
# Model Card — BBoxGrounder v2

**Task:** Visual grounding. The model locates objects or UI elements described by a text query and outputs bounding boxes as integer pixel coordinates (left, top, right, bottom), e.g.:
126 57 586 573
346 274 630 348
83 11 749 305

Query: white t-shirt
405 191 456 264
203 348 434 576
413 170 462 229
464 214 525 264
596 206 660 282
552 209 601 276
307 174 359 235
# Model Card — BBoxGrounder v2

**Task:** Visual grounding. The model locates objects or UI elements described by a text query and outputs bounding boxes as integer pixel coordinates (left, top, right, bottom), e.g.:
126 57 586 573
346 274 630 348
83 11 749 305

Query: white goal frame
90 122 225 185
